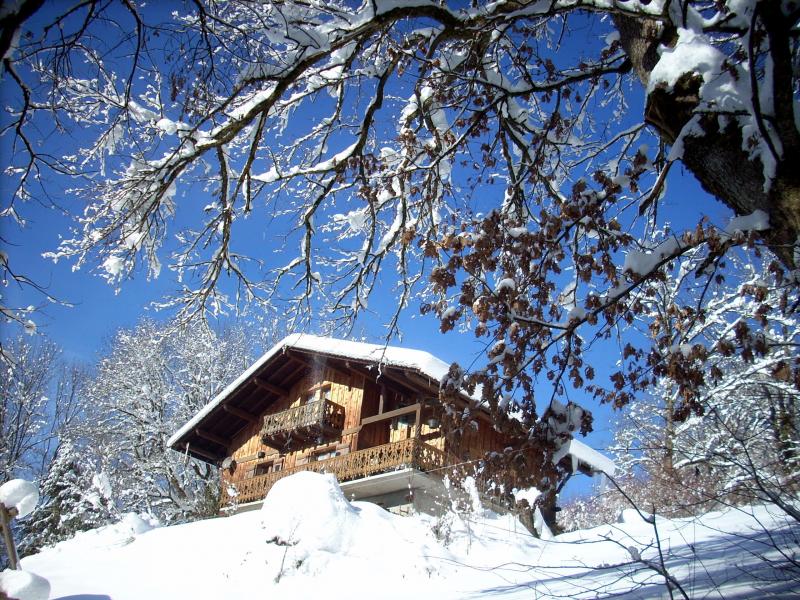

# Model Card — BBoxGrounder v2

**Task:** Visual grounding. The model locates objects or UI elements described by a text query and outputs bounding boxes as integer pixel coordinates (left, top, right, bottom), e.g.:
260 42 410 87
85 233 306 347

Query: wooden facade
168 337 506 509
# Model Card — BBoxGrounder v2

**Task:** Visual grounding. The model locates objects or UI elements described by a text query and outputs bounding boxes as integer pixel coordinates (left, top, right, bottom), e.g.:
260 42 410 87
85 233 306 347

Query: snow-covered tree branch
1 1 797 438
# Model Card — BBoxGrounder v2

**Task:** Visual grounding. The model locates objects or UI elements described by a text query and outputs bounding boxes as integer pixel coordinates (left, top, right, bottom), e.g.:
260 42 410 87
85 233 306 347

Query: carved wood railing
260 399 345 449
227 438 449 506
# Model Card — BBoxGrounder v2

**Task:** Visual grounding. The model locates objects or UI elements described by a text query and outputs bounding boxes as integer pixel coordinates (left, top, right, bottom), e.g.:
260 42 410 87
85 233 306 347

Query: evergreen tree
19 441 115 556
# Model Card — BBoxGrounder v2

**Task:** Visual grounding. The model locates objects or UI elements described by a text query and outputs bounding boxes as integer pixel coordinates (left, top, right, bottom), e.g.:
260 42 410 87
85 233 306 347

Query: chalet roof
167 334 453 459
167 334 615 478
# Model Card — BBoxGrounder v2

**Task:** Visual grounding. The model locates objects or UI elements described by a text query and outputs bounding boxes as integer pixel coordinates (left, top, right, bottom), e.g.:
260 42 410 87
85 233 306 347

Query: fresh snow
20 472 799 599
0 569 50 600
496 277 516 292
623 237 683 278
554 439 616 476
725 209 770 235
0 479 39 518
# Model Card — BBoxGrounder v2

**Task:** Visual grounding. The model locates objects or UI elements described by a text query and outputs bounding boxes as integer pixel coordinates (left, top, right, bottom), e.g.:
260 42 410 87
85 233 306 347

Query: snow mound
261 471 358 552
19 475 799 599
617 508 655 524
0 568 50 600
0 479 39 518
92 512 155 544
254 472 445 585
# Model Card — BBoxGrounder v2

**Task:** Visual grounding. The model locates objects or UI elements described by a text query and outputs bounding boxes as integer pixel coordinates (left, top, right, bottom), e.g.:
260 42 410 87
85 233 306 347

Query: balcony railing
227 438 448 506
260 399 345 450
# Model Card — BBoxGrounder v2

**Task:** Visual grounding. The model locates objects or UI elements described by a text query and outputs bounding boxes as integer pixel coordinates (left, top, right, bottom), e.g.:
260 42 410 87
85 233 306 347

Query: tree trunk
614 10 800 268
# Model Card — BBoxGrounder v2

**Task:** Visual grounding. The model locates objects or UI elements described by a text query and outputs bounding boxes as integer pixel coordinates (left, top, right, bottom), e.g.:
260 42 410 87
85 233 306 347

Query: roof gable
167 334 451 460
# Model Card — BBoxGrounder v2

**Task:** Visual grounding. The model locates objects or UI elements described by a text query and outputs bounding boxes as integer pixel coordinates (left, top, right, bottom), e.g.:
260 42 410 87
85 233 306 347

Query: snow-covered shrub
612 252 800 518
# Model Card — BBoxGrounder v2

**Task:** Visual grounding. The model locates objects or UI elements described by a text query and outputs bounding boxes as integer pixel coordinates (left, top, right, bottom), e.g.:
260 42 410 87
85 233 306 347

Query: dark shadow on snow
460 518 800 599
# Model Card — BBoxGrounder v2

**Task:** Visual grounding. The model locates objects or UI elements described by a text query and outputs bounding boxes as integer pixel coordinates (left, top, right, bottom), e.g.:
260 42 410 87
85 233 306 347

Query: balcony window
311 448 339 462
253 459 283 476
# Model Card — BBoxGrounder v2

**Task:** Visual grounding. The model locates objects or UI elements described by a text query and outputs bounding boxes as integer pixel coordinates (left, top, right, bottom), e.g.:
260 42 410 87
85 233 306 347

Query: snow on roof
167 333 452 448
168 335 616 477
553 439 616 477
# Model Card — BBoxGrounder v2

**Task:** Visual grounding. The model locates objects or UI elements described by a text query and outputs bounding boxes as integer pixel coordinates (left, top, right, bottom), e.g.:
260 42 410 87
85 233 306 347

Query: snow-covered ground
19 472 799 599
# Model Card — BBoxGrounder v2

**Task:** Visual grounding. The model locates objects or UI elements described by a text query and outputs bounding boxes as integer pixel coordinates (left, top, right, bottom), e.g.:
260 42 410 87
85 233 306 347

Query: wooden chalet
168 334 613 516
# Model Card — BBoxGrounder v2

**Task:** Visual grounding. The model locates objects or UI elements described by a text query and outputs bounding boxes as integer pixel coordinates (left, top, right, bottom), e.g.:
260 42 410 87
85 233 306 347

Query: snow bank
257 472 442 583
0 479 39 518
32 512 156 556
0 569 50 600
261 471 358 552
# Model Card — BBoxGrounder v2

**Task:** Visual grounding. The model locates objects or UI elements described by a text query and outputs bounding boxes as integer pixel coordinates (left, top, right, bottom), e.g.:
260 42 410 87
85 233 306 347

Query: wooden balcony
260 399 345 450
227 438 448 506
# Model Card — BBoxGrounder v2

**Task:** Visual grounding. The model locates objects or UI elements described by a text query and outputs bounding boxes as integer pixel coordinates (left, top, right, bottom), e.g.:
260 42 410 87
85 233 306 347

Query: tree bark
614 10 800 268
0 0 45 64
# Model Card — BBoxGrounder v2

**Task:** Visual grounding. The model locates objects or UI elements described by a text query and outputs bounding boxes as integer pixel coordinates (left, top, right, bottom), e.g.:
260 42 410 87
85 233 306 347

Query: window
311 448 339 462
253 459 284 476
253 462 273 476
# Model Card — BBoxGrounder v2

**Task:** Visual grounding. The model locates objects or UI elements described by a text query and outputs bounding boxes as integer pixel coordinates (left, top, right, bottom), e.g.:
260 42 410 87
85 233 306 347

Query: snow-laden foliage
0 338 54 484
84 319 251 522
1 0 796 326
1 336 85 485
612 250 800 517
18 440 115 557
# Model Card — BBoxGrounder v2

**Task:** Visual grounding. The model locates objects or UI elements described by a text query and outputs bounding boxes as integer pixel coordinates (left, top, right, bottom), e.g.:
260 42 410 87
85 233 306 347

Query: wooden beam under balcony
361 402 421 426
253 378 288 400
223 404 259 424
